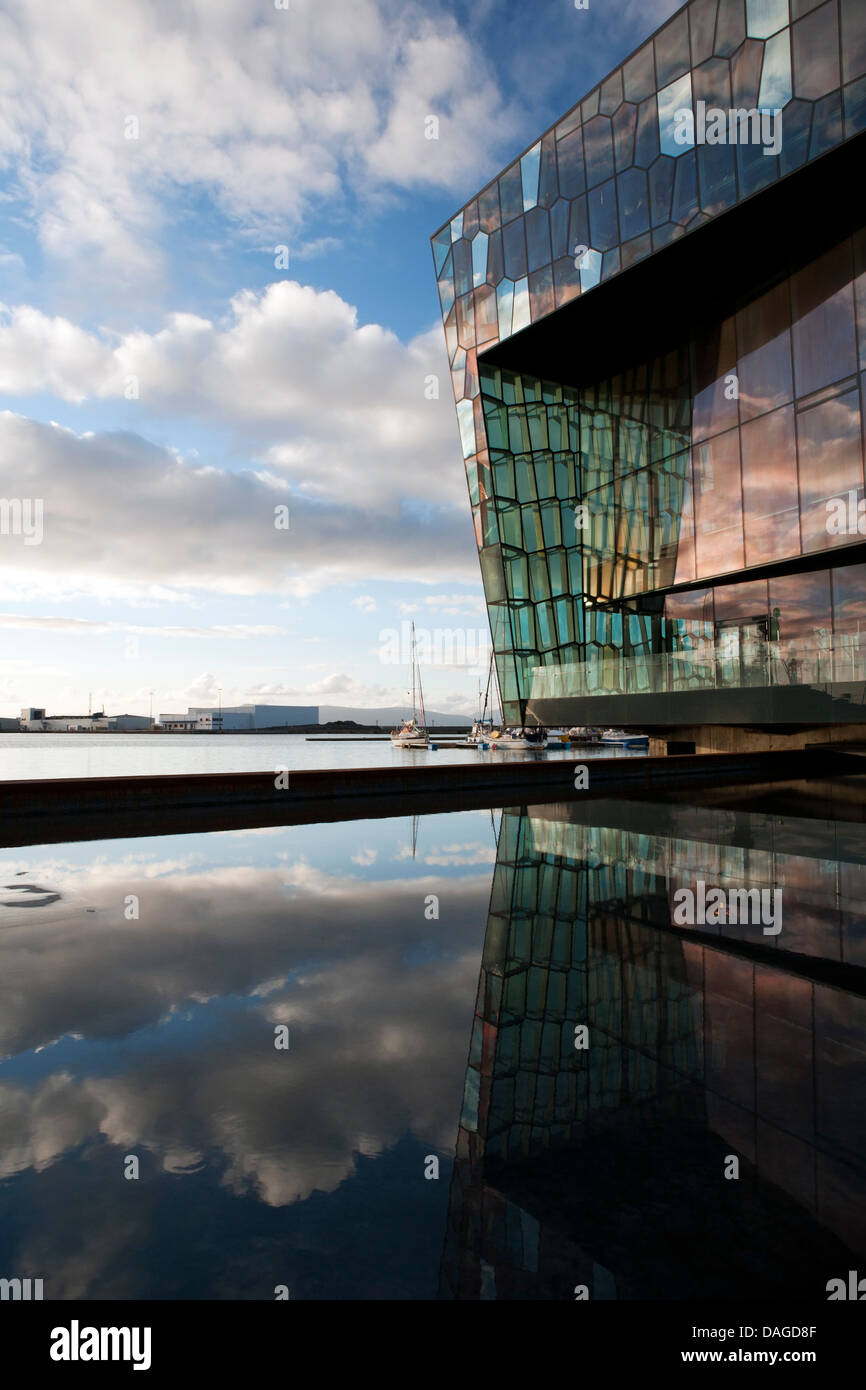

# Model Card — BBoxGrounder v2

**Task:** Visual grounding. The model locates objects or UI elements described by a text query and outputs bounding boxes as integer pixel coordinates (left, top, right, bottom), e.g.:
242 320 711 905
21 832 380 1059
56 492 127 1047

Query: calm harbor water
0 731 644 781
0 796 863 1299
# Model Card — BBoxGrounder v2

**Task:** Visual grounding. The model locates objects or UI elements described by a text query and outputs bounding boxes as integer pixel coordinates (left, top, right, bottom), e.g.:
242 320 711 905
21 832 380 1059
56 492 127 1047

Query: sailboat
391 622 429 748
466 650 500 746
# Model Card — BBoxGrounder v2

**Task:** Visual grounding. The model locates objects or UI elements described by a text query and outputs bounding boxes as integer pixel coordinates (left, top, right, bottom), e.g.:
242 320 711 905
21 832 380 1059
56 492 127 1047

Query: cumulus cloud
0 279 480 598
0 852 490 1227
0 0 520 292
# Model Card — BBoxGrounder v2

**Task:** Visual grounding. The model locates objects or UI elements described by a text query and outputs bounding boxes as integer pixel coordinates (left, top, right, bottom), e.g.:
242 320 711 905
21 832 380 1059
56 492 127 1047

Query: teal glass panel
547 549 568 595
515 453 537 498
499 504 524 548
492 453 516 497
483 399 508 450
521 506 545 551
532 452 555 496
536 601 555 649
527 405 549 452
509 410 531 454
506 555 529 600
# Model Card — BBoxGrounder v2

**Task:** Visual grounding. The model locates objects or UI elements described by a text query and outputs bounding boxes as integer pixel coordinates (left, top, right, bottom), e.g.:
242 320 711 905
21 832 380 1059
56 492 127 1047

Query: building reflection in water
440 799 866 1299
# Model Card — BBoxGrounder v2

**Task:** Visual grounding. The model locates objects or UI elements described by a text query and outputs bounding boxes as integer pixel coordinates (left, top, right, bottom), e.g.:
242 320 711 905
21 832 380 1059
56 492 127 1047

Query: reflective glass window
600 70 623 115
797 389 864 550
693 316 739 440
841 0 866 85
809 91 843 157
672 148 700 222
791 241 857 397
613 101 638 171
855 229 866 371
697 142 737 216
623 41 656 101
539 133 559 208
758 28 793 108
747 0 789 39
503 218 529 281
694 56 733 108
617 167 650 239
690 0 719 66
519 146 540 216
499 163 525 223
732 37 765 107
471 231 488 288
525 207 552 273
478 183 501 233
588 180 619 250
635 95 661 167
831 563 866 637
556 127 586 199
649 155 676 224
737 279 793 420
474 285 499 347
529 265 555 322
768 570 831 643
693 426 745 575
658 73 694 156
715 0 747 55
655 10 691 88
583 117 615 188
741 404 800 564
792 0 840 100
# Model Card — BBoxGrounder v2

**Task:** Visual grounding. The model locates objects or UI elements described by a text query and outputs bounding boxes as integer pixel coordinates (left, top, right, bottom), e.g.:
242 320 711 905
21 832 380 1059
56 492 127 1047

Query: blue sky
0 0 679 719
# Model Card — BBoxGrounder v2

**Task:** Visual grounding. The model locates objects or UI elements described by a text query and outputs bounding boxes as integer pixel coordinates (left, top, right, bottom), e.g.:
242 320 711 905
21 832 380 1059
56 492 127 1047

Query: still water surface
0 798 862 1299
0 732 643 781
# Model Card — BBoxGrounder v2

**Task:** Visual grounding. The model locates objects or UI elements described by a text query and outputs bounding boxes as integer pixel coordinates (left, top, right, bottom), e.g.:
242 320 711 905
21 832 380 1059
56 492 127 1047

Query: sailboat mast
417 640 426 728
411 621 416 720
482 648 494 721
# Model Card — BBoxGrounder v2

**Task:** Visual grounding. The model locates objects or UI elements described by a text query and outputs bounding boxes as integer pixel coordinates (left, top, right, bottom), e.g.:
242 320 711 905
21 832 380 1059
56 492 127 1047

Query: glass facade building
439 798 866 1298
432 0 866 739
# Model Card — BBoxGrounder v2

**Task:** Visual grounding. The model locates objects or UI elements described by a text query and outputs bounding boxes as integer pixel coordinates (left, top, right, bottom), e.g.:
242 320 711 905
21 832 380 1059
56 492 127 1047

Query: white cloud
0 278 480 599
0 614 281 639
0 0 519 293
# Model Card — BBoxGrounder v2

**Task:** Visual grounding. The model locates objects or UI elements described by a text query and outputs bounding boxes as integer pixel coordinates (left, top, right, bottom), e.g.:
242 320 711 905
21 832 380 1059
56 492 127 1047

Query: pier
3 746 863 848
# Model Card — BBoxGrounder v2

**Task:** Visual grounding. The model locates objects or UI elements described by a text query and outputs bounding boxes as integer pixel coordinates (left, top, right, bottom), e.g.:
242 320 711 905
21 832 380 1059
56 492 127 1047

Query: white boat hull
489 736 548 750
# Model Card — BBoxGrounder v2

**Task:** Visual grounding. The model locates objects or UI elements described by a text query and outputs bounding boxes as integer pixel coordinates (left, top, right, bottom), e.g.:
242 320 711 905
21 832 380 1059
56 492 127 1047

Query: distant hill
318 704 472 727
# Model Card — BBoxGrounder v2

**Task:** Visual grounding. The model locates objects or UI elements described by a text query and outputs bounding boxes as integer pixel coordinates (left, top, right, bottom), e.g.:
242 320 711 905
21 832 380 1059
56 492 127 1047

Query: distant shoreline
5 721 473 736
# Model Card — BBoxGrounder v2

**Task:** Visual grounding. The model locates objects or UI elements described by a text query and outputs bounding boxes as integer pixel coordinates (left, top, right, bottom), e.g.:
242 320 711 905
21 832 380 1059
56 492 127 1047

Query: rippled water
0 796 862 1299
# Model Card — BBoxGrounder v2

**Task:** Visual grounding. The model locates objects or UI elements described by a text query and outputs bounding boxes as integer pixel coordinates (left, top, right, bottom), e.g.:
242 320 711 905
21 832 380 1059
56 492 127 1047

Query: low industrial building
18 708 152 732
158 704 319 731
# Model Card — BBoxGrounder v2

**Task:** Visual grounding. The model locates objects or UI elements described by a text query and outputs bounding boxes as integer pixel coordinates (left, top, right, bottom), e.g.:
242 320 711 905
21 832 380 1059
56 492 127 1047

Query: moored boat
601 727 649 748
391 622 429 748
489 725 548 750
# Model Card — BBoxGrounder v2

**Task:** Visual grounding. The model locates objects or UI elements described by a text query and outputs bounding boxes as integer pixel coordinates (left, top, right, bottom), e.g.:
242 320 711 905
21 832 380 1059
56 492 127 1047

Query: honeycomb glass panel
792 0 840 100
747 0 789 38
